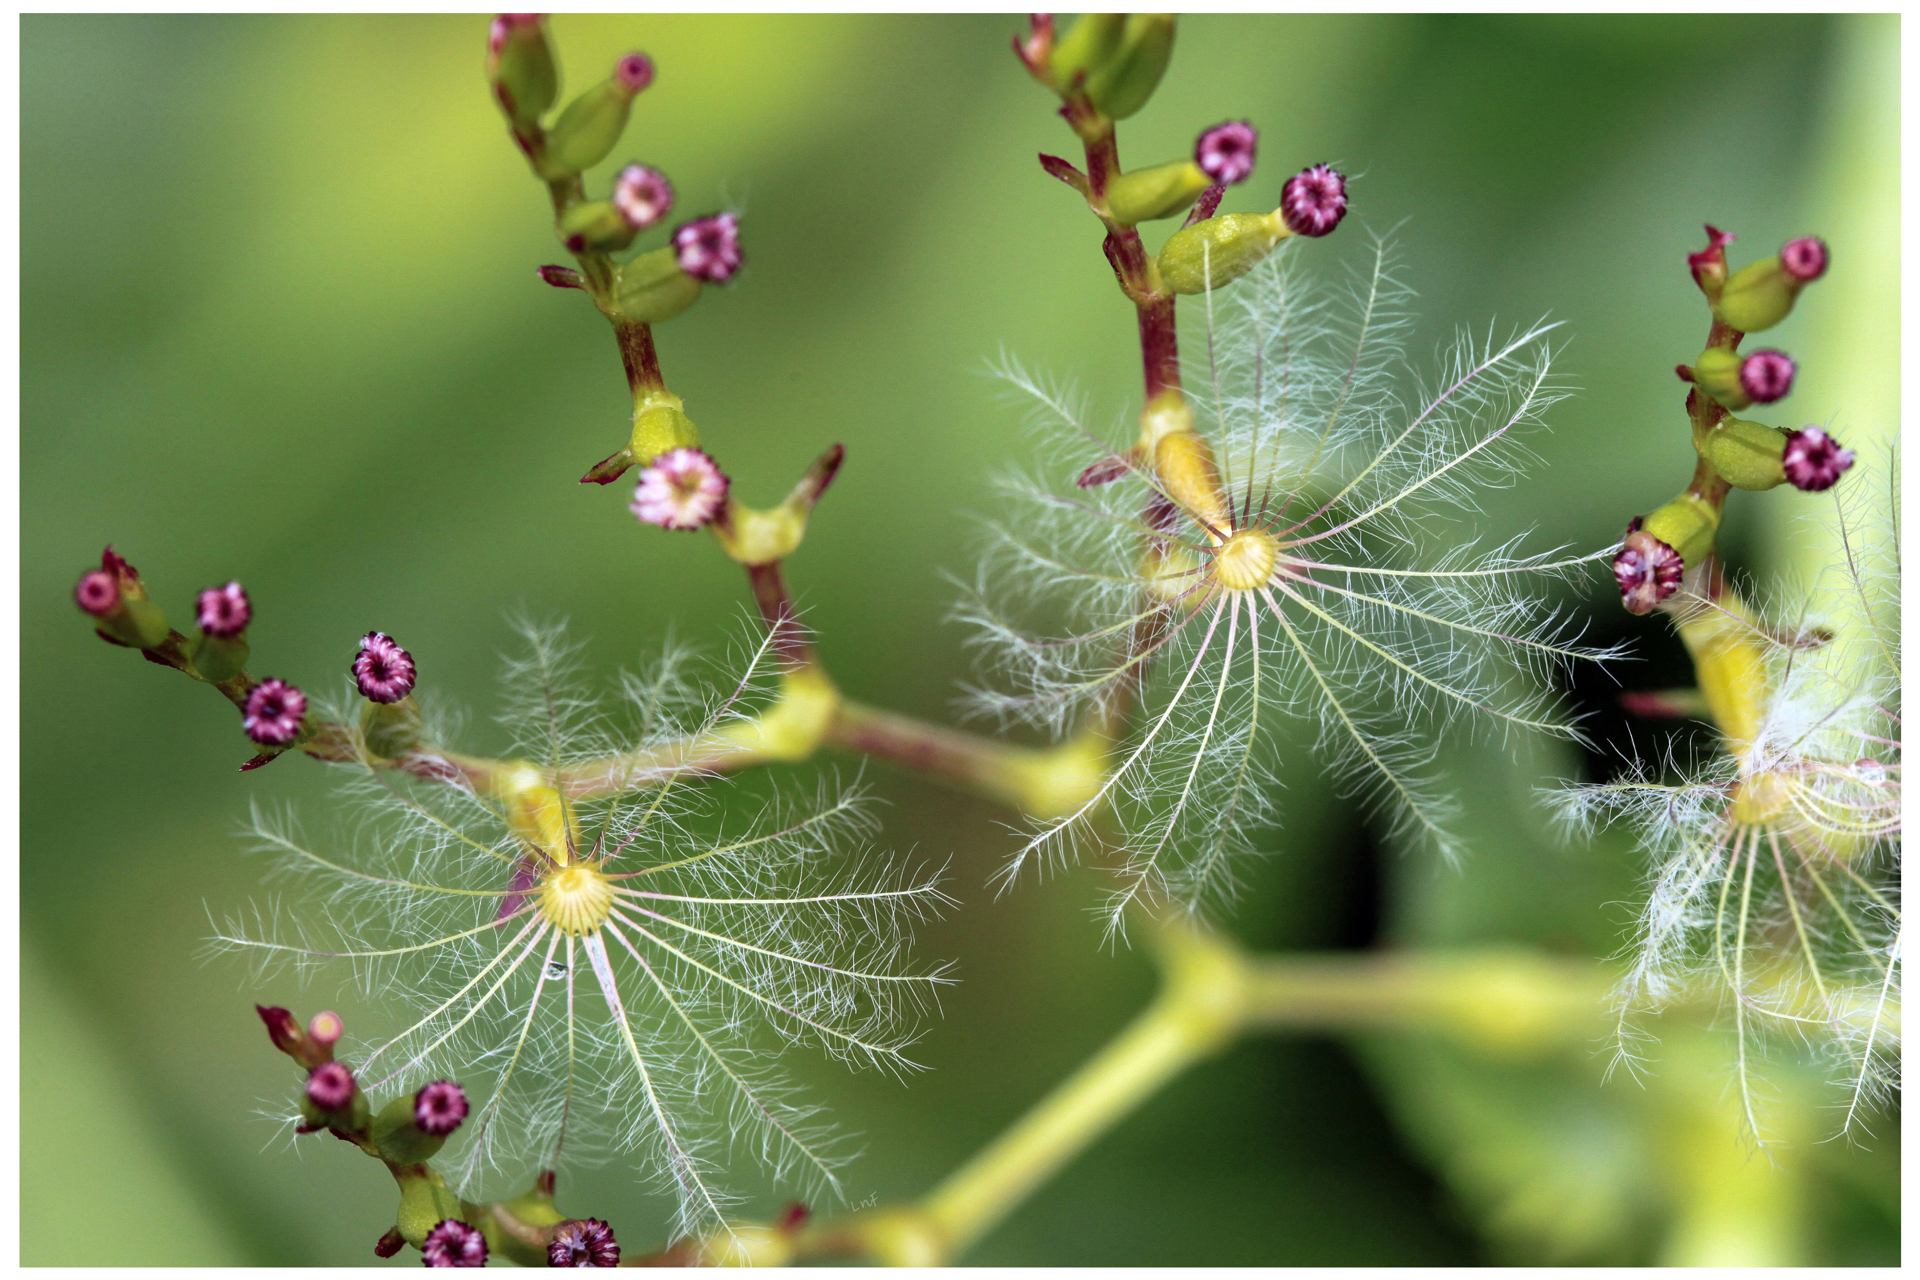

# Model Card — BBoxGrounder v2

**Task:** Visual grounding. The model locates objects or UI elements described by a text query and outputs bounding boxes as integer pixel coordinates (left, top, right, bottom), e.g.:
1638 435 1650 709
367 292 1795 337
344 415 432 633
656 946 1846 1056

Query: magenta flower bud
1612 519 1684 616
612 164 674 230
1737 349 1795 405
305 1061 356 1113
1194 121 1257 186
1781 426 1855 492
243 678 307 746
547 1218 621 1267
195 581 251 636
75 569 119 617
614 52 654 95
307 1010 343 1051
672 212 742 283
1779 236 1828 283
423 1220 489 1268
537 264 585 290
256 1004 303 1057
630 447 729 531
1687 224 1734 290
1279 164 1347 237
352 631 417 704
414 1080 470 1137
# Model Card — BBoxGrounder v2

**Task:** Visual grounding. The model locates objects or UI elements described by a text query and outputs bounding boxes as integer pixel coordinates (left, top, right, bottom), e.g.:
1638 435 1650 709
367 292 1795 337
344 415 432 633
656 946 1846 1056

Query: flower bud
612 163 673 230
195 581 251 636
305 1060 357 1114
1686 224 1734 299
1713 238 1826 334
1612 519 1685 616
1157 211 1285 294
1737 348 1795 404
612 245 702 326
556 200 637 255
353 632 417 704
307 1010 343 1054
1781 426 1854 492
422 1219 489 1268
1105 159 1213 225
76 548 168 647
1278 163 1348 237
537 264 584 290
257 1004 305 1059
544 53 652 175
488 15 559 127
631 447 728 530
416 1080 470 1136
243 678 307 747
672 212 742 283
1083 13 1176 120
1194 120 1257 186
74 569 118 617
374 1228 405 1259
371 1082 467 1163
548 1218 621 1267
1702 416 1790 491
1045 13 1125 91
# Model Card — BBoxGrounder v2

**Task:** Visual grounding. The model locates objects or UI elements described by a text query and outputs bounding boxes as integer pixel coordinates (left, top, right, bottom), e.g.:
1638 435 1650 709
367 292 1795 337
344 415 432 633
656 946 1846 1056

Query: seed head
196 581 251 636
1779 235 1828 282
1194 121 1257 186
1737 349 1795 404
75 569 119 617
547 1218 621 1267
612 164 674 230
243 679 307 746
672 212 742 283
1279 164 1347 237
354 631 418 703
305 1060 356 1112
422 1219 489 1268
1781 426 1854 492
630 447 728 530
414 1080 470 1136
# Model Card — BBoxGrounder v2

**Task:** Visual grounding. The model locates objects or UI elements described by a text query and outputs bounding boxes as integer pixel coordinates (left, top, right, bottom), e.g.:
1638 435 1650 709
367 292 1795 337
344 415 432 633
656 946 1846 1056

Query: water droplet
1854 758 1888 786
545 961 569 979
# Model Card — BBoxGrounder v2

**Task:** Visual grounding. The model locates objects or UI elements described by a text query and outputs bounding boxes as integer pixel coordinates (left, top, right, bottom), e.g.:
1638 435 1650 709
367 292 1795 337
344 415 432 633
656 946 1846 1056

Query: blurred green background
22 13 1898 1266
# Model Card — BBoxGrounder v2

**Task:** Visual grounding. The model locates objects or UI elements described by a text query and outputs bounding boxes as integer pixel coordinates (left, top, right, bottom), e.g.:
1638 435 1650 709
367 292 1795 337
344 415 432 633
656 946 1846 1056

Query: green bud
545 71 644 175
556 201 636 255
1157 211 1285 294
1685 346 1747 410
1713 257 1796 334
479 1176 568 1267
629 390 700 464
1106 159 1212 225
488 15 559 126
372 1094 446 1165
1083 14 1176 119
1047 13 1126 91
189 631 248 684
394 1166 463 1249
360 697 422 759
1702 417 1789 491
612 246 702 325
1642 492 1721 566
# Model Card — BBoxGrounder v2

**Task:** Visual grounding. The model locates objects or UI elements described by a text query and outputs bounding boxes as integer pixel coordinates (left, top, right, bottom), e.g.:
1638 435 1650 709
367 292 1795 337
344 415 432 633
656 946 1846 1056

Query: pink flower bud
614 52 654 95
307 1010 343 1051
305 1061 356 1112
612 164 674 230
1779 236 1828 282
672 212 742 283
1612 519 1684 615
1194 121 1257 186
1737 349 1795 405
196 581 251 636
1279 164 1347 238
548 1218 621 1267
352 631 417 704
423 1220 489 1268
256 1004 303 1057
414 1080 470 1137
630 447 729 531
1781 427 1854 492
243 678 307 746
75 569 119 617
1687 224 1734 290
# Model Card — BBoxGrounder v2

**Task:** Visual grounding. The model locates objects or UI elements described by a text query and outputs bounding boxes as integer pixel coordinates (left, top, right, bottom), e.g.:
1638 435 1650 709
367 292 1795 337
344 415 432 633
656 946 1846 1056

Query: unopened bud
1082 13 1176 120
612 245 702 325
1686 224 1734 298
1194 120 1257 186
1779 236 1828 282
556 200 636 255
1278 164 1348 237
243 678 307 747
1106 159 1212 225
257 1004 304 1058
612 163 674 229
1714 238 1827 334
307 1010 343 1053
1613 519 1685 616
1781 426 1854 492
422 1219 488 1268
548 1218 621 1267
1157 211 1285 294
488 14 559 127
1681 345 1794 411
305 1061 357 1114
1702 416 1790 491
544 53 652 175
